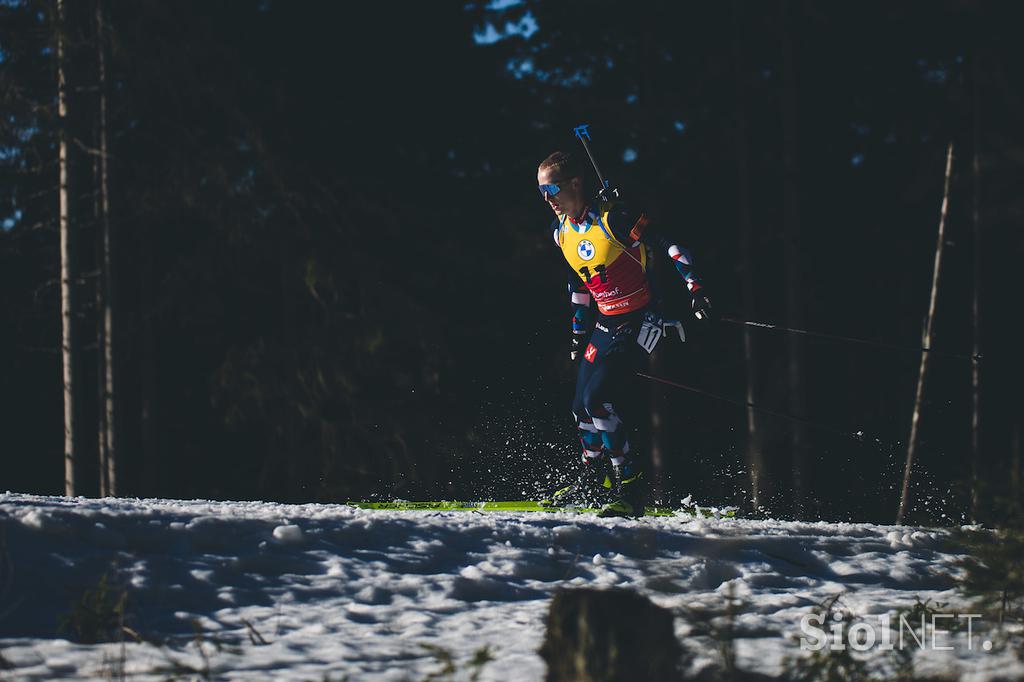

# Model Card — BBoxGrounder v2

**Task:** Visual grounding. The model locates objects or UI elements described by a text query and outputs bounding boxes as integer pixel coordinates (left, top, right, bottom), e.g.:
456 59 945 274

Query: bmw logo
577 240 596 261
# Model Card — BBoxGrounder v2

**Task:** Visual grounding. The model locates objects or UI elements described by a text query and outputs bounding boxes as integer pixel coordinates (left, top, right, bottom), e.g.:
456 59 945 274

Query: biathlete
536 150 712 517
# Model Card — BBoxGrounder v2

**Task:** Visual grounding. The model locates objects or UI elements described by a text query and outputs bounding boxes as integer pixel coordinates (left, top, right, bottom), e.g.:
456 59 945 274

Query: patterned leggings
571 310 644 468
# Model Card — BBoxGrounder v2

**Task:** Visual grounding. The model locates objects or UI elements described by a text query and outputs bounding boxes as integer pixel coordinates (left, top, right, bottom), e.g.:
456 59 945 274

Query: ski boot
540 457 613 509
597 462 646 518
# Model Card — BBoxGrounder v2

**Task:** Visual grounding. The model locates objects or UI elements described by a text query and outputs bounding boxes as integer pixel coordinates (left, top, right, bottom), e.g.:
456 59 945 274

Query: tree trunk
970 53 982 522
639 12 666 502
96 0 117 497
781 0 808 518
732 1 768 512
57 0 77 497
540 588 683 682
1012 419 1021 513
897 143 954 524
282 235 300 500
140 233 158 497
647 313 668 504
94 74 107 497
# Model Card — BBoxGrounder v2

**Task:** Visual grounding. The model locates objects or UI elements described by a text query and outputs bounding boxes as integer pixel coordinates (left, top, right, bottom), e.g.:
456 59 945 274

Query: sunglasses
538 179 570 198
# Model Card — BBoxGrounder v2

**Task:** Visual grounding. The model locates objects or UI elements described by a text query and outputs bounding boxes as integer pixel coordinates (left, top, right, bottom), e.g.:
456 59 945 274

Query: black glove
570 334 586 361
691 291 713 321
596 186 620 204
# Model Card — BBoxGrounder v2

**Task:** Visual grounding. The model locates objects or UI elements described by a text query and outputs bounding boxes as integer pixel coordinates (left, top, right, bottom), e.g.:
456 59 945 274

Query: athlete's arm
554 219 594 359
606 204 713 320
568 274 593 359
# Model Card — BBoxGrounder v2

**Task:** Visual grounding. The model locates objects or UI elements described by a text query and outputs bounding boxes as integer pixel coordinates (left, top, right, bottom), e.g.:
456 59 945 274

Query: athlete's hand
570 334 586 361
691 291 713 321
597 185 620 203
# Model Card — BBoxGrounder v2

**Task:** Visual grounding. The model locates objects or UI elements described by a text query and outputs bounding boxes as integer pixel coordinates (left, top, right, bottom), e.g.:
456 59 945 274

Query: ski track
0 493 1018 681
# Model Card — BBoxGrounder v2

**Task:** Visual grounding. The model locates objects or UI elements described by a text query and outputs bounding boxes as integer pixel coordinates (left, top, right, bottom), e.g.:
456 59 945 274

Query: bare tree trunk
648 354 668 502
540 588 683 682
732 1 768 511
1012 420 1021 512
970 54 982 522
781 0 808 518
96 0 117 496
644 259 669 500
57 0 77 497
640 12 666 502
897 143 954 524
647 287 668 503
140 232 158 496
282 236 300 500
94 79 107 497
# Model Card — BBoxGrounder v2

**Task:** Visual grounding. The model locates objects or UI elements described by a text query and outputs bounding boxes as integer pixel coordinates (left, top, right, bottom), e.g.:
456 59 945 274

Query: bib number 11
579 264 607 283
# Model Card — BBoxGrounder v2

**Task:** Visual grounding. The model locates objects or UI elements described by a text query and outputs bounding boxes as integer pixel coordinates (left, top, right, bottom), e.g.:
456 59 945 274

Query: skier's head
537 151 585 219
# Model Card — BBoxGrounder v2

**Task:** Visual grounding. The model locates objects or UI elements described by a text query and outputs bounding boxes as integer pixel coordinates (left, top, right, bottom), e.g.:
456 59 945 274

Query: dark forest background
1 0 1021 524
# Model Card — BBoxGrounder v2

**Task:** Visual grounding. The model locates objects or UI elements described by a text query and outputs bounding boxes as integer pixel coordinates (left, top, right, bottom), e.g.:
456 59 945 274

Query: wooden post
897 143 954 524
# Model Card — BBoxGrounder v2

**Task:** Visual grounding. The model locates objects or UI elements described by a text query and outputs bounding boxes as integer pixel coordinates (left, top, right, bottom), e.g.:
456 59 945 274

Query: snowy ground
0 493 1019 681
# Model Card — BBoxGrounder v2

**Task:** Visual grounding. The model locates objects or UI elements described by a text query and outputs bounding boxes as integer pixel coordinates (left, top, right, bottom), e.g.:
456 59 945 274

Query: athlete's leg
580 317 641 465
537 355 610 506
580 315 646 515
572 359 604 465
581 363 632 467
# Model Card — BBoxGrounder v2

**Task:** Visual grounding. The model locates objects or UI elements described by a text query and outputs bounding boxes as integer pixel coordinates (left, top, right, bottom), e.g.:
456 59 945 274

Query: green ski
346 500 736 518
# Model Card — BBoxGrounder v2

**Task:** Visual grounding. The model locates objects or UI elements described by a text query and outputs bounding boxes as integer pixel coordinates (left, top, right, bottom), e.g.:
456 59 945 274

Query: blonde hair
538 150 584 181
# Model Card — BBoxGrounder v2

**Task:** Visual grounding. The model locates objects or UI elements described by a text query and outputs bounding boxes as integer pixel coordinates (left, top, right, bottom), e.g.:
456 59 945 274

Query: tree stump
540 587 682 682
